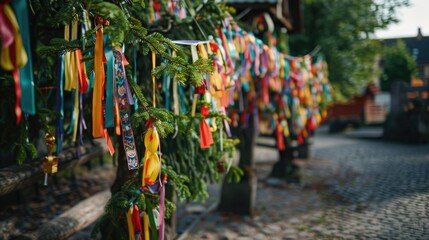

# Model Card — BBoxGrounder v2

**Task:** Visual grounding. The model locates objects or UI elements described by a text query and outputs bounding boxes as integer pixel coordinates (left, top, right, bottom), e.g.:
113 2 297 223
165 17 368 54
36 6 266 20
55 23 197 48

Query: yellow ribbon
126 207 135 240
142 126 160 185
282 120 289 137
143 211 150 240
190 45 199 117
279 55 285 79
63 24 72 91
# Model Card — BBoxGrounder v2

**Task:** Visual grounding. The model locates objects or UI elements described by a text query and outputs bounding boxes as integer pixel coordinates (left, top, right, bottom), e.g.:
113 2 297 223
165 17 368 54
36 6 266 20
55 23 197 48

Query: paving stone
184 128 429 240
253 233 266 240
266 224 281 233
236 237 252 240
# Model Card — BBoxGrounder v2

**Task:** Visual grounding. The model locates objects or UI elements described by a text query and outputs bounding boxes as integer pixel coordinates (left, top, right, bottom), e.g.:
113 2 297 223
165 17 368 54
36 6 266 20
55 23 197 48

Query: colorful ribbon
55 54 64 155
104 36 115 128
114 49 139 170
11 0 35 115
92 22 104 138
0 3 28 124
200 105 214 148
142 123 160 185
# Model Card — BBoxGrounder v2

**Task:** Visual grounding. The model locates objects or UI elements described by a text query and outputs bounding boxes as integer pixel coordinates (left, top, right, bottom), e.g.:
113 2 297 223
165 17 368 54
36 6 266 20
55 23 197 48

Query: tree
381 40 417 91
1 0 332 238
289 0 409 100
1 1 240 239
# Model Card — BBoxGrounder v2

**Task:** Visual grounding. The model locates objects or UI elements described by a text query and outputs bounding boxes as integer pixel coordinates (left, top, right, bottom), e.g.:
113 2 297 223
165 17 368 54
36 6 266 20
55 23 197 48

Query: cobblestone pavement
186 127 429 240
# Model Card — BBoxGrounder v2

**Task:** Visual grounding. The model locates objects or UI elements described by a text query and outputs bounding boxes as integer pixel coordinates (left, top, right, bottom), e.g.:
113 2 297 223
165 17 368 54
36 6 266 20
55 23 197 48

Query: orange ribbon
92 26 104 138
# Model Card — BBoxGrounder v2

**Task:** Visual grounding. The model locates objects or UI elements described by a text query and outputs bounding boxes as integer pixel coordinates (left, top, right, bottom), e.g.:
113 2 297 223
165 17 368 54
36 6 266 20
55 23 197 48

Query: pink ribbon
0 5 14 48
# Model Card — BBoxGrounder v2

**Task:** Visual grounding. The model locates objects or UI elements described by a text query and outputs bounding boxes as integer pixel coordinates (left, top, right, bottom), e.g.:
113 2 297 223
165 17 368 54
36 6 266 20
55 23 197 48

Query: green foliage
6 1 240 238
381 40 417 91
290 0 409 100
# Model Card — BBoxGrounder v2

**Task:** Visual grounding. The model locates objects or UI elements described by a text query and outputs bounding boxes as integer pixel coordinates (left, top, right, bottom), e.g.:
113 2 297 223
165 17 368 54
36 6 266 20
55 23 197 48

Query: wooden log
0 140 108 197
13 190 111 240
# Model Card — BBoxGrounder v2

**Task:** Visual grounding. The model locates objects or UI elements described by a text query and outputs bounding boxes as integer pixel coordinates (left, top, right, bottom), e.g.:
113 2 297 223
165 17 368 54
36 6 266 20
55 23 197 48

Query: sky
374 0 429 39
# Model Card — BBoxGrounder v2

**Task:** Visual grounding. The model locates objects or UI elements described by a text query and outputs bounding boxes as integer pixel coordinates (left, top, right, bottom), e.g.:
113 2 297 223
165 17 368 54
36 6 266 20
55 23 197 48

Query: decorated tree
0 0 332 239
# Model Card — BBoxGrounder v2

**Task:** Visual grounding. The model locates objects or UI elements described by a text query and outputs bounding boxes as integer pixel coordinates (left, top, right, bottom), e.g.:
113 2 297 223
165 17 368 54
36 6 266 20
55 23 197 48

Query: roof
383 36 429 65
226 0 302 32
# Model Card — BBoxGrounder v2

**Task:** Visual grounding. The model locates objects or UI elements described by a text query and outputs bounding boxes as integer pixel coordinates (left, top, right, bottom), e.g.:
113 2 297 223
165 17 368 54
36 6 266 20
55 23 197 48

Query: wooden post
218 114 257 215
269 140 300 182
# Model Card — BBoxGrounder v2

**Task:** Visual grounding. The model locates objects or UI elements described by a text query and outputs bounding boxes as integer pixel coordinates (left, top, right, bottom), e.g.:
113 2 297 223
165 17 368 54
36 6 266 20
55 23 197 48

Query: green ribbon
11 0 35 115
145 198 159 240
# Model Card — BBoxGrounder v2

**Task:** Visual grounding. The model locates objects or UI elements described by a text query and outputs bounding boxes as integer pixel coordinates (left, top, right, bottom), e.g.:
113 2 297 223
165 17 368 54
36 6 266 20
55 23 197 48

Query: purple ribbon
158 183 166 240
221 107 232 137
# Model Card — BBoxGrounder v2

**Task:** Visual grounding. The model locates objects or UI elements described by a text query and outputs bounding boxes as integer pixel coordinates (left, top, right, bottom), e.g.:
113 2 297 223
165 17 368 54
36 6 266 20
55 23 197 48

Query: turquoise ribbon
104 36 114 128
55 54 65 155
178 83 186 114
163 71 170 111
89 71 94 91
11 0 35 115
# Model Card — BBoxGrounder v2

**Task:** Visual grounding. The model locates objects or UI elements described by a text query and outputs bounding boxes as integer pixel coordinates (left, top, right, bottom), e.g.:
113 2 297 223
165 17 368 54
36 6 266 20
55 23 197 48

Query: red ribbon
276 123 285 150
297 134 304 145
132 204 142 237
13 69 21 124
195 81 206 94
200 105 214 148
76 49 88 93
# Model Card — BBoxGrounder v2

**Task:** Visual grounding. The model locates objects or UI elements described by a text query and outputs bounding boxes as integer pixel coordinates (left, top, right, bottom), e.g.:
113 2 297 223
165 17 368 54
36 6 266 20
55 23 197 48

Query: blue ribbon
67 90 76 135
104 36 115 128
12 0 35 115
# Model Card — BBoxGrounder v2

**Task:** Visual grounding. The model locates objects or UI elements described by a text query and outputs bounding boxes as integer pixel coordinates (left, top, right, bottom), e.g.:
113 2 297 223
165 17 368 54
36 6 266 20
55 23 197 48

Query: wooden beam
13 190 111 240
269 7 293 30
0 140 108 197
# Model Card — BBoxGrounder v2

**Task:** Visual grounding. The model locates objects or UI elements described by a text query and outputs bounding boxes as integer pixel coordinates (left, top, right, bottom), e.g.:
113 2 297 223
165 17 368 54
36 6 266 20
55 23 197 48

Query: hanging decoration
42 132 58 186
11 0 35 116
199 104 214 148
114 49 139 170
142 121 160 186
0 2 333 240
92 16 107 138
0 2 28 124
